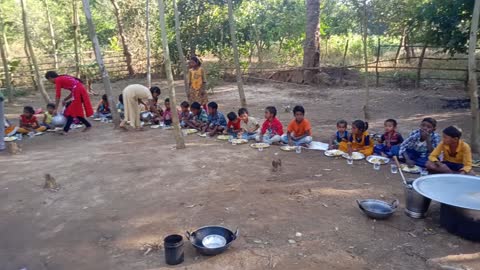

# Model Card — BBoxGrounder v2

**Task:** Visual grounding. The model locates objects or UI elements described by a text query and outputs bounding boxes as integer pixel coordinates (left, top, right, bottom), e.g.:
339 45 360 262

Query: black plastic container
440 204 480 242
164 234 184 265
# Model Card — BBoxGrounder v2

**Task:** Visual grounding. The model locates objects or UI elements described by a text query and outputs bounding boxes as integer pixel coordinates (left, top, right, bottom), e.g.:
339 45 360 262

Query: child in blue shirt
329 119 348 150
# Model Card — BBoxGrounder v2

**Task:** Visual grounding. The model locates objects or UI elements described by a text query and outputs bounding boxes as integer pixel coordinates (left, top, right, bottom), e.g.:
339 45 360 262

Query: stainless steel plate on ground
413 174 480 210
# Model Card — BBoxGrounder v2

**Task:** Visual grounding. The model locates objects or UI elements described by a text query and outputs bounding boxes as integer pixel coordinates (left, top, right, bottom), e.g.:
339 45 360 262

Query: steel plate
413 174 480 210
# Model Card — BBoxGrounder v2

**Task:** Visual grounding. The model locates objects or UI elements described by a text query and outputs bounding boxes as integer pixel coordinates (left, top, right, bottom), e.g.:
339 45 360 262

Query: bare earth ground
1 79 479 270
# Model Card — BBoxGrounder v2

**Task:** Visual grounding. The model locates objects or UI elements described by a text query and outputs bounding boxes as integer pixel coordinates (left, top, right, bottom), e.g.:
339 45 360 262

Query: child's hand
406 159 415 168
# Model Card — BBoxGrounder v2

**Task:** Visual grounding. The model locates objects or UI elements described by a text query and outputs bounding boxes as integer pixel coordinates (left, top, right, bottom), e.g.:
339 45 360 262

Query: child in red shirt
256 106 283 145
226 112 242 137
18 106 47 135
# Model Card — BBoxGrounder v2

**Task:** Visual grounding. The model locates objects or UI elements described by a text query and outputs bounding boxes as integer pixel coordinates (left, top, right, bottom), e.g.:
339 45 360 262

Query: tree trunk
375 38 380 87
394 29 405 68
468 0 480 153
0 14 13 103
0 97 5 151
146 0 151 88
157 0 186 149
110 0 134 76
21 0 51 103
362 0 370 120
2 27 9 56
303 0 320 84
173 0 190 98
23 39 37 91
73 0 81 78
81 0 120 127
227 0 247 107
416 43 427 89
404 34 411 64
42 0 58 70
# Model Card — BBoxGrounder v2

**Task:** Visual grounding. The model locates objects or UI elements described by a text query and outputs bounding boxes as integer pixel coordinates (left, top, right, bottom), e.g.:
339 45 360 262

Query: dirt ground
1 79 479 270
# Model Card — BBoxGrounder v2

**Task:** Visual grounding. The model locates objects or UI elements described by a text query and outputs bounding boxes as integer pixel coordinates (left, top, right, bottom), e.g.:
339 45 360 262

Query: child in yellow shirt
426 126 474 175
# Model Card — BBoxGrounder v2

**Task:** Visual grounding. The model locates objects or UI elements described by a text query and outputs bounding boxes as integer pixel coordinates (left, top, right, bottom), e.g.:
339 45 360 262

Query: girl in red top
257 106 284 145
17 106 47 134
45 71 93 134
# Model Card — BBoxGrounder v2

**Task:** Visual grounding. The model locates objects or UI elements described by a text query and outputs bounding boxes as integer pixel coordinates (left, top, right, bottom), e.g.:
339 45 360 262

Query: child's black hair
352 120 368 132
191 56 202 67
422 117 437 128
46 103 56 109
385 118 397 127
293 105 305 115
265 106 277 117
150 86 161 96
180 101 190 108
208 101 218 110
227 112 237 121
238 107 248 116
23 106 35 114
337 119 347 127
102 94 108 102
191 102 201 110
118 94 124 104
443 126 462 138
165 98 170 103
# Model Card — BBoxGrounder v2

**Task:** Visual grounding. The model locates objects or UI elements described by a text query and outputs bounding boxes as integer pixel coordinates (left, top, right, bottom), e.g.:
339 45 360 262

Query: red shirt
20 115 39 128
260 117 284 136
227 120 241 130
55 75 83 99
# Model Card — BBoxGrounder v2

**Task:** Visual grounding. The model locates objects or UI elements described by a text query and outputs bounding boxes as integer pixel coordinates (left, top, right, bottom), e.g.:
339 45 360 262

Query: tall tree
361 0 370 120
21 0 51 103
145 0 152 88
227 0 247 107
23 40 37 91
468 0 480 153
73 0 82 78
110 0 135 76
157 0 186 149
0 12 13 103
303 0 320 84
81 0 120 126
173 0 189 98
42 0 59 70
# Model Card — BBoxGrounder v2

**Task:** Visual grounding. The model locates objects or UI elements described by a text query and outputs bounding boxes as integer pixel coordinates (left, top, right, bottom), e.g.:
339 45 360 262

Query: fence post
375 38 381 87
340 39 349 83
416 44 427 88
0 95 5 151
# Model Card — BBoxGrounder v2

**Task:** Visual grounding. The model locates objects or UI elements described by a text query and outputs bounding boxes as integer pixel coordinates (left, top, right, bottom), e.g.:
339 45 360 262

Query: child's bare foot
82 127 92 132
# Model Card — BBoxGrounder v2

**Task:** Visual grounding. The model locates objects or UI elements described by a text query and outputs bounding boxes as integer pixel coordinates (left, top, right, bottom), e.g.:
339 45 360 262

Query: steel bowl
357 199 399 220
186 226 238 256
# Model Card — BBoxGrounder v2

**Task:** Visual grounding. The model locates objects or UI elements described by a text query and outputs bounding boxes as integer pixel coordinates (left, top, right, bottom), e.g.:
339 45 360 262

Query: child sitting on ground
226 112 242 137
149 87 163 124
339 120 374 156
163 98 173 126
18 106 47 134
4 118 18 137
329 119 348 150
42 103 56 129
94 94 112 119
203 101 227 136
186 102 208 130
238 107 260 140
281 105 312 147
179 101 193 128
117 94 125 119
256 106 284 145
426 126 474 175
396 117 440 168
374 119 404 157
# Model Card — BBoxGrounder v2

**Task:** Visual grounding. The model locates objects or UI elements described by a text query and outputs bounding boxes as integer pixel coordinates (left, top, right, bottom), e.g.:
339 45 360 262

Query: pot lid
413 174 480 210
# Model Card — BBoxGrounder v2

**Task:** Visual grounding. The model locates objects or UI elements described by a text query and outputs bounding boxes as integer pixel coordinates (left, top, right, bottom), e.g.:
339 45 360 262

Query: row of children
3 104 57 137
330 117 474 175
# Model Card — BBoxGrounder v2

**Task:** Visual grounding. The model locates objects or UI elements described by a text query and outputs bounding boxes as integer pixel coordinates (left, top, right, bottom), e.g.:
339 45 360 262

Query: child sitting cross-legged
396 117 440 168
179 101 193 128
226 112 242 137
329 119 348 150
42 103 56 129
238 107 260 141
374 119 404 157
339 120 374 156
117 94 125 119
256 106 283 145
163 98 173 126
281 105 312 147
94 94 112 119
203 101 227 136
18 106 47 135
426 126 474 175
185 102 208 130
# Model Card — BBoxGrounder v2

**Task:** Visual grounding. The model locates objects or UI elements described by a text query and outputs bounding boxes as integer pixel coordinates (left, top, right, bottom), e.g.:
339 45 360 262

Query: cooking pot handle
185 231 191 240
233 228 239 240
356 200 365 211
390 199 399 209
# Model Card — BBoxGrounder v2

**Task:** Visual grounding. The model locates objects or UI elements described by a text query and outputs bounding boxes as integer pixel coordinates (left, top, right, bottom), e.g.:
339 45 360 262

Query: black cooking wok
357 199 399 220
186 226 238 256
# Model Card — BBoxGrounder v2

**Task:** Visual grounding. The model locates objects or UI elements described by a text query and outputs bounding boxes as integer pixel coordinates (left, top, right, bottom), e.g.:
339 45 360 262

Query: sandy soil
1 79 479 270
